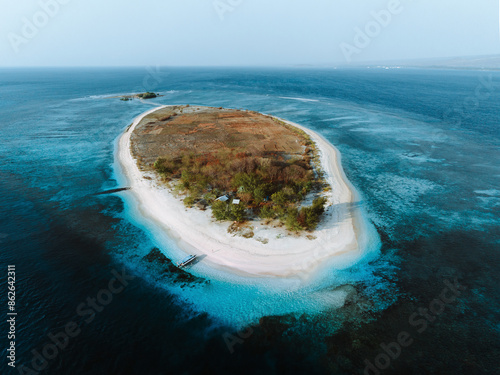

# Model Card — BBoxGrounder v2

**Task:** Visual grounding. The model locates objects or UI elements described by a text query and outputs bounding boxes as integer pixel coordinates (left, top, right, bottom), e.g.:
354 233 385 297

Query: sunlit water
1 67 498 374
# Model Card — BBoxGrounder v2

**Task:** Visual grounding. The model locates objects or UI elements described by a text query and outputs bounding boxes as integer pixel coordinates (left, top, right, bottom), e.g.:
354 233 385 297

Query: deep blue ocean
0 67 499 375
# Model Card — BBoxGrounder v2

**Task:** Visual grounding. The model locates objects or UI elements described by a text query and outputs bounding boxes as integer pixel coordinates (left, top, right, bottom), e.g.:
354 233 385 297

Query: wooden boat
177 254 197 268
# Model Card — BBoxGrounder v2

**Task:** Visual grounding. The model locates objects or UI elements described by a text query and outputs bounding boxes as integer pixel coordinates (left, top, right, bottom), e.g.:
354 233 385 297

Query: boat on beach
177 254 197 268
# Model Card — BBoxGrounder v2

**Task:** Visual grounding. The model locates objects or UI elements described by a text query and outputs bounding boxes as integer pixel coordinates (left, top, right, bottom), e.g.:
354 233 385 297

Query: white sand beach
117 106 372 279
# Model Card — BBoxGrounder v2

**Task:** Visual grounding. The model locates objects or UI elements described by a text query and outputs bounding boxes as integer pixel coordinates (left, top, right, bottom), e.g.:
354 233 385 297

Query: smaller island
118 92 161 101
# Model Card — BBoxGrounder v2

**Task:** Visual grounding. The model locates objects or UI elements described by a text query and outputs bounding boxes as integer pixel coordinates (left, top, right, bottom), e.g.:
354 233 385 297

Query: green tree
181 170 191 189
271 191 287 206
259 206 275 219
183 196 196 207
212 201 246 222
154 158 168 174
253 187 266 204
212 200 230 221
311 197 327 215
230 203 246 222
297 197 327 230
233 173 262 193
285 207 302 231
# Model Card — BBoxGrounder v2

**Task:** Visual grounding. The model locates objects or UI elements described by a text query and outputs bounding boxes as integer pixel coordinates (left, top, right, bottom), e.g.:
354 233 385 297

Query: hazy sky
1 0 499 67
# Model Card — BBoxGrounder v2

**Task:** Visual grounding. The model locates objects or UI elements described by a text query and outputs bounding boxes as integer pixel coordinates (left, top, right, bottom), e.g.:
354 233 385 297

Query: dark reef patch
141 247 208 288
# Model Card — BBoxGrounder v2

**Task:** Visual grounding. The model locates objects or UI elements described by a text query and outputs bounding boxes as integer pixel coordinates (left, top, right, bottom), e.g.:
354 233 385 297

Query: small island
118 105 371 278
118 92 160 101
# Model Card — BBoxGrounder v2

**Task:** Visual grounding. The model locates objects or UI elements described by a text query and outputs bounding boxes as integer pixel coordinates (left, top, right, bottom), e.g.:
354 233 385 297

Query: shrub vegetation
154 149 327 230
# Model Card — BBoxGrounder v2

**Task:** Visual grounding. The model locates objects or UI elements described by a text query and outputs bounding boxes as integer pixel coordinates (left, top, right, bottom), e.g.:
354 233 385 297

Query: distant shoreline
117 105 376 279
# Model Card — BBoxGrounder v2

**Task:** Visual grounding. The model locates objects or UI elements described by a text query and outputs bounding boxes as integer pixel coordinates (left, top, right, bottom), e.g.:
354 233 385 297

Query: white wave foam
279 97 319 102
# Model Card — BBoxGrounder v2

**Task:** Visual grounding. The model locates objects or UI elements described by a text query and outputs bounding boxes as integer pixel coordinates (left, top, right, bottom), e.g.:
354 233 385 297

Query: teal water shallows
0 67 498 375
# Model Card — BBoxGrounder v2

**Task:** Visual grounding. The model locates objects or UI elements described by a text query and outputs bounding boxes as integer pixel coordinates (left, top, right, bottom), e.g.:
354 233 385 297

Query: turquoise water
0 67 498 374
116 117 384 326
